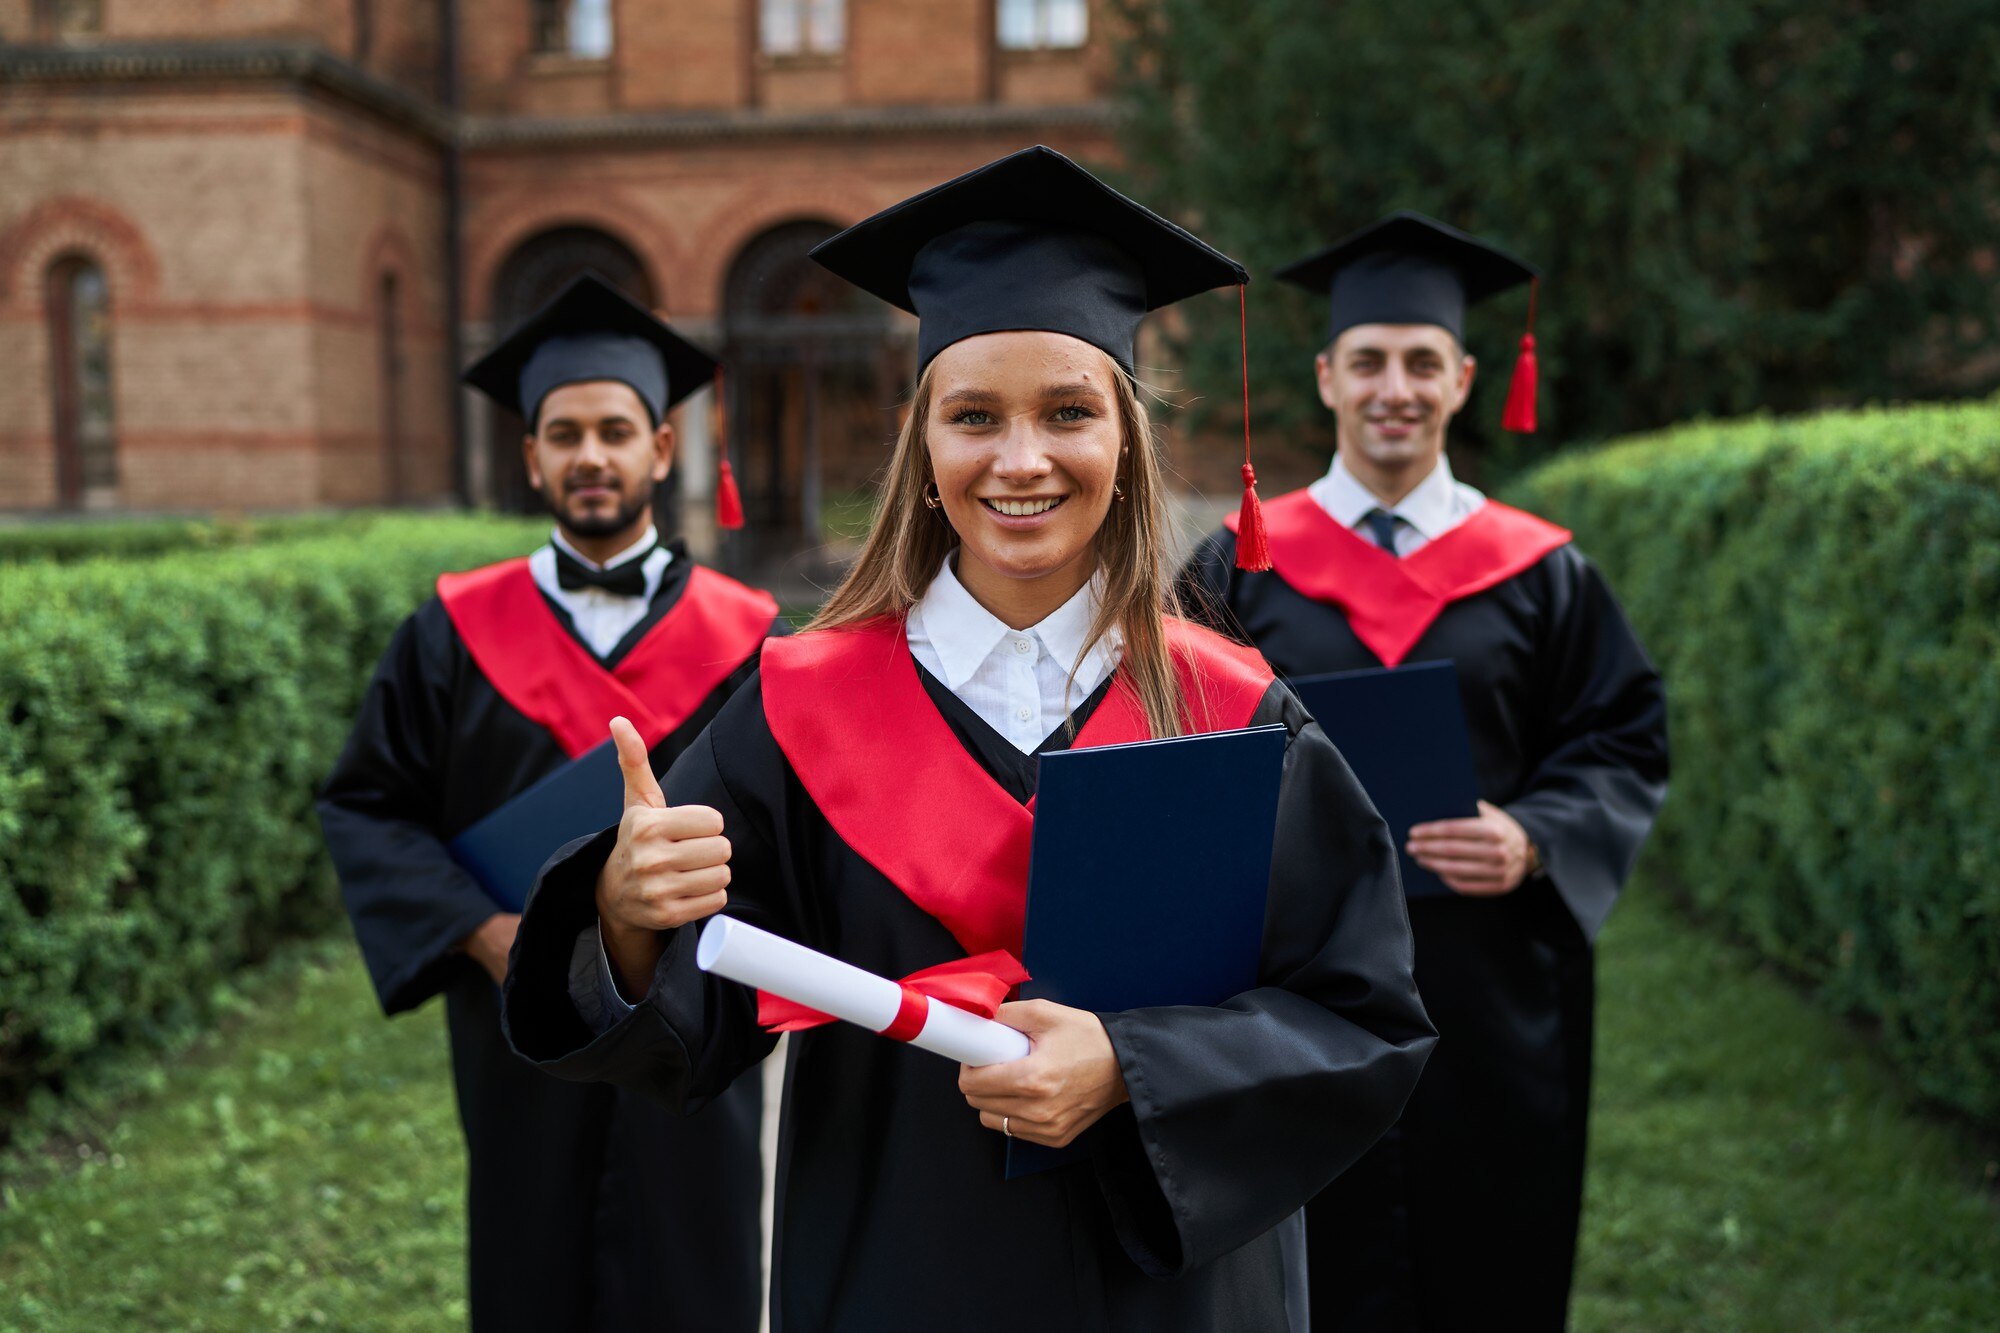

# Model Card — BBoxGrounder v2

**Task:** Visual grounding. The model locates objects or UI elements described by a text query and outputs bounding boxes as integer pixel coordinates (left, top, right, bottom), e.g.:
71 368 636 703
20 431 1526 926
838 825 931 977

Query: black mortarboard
461 273 716 429
462 273 746 527
808 145 1248 374
809 145 1278 568
1277 211 1545 433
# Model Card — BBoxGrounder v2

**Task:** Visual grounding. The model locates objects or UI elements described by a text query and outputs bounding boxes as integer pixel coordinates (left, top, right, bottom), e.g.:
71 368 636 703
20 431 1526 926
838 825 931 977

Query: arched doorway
722 220 904 563
485 226 657 515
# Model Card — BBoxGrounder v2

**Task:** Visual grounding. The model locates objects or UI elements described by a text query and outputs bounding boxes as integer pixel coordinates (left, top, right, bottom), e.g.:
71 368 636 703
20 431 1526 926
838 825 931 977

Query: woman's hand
958 1000 1129 1148
595 716 732 997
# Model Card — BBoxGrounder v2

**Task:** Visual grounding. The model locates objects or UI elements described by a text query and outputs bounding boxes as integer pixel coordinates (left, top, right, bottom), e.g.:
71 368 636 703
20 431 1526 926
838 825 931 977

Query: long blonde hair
810 355 1189 738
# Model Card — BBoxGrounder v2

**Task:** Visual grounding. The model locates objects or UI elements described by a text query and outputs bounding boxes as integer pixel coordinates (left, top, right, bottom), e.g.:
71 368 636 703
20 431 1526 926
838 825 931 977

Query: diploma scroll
696 918 1033 1067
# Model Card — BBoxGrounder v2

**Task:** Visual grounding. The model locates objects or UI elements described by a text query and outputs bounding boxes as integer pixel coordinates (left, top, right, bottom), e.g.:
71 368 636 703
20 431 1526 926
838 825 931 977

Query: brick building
0 0 1118 547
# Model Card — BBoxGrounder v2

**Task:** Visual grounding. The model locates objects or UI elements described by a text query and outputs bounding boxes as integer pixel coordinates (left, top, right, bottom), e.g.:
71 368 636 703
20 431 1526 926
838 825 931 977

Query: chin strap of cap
1233 285 1273 572
1501 277 1540 435
713 367 746 530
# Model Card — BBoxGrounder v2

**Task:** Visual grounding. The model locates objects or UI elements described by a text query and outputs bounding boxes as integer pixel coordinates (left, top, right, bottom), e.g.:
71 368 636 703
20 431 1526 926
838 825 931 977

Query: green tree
1112 0 2000 465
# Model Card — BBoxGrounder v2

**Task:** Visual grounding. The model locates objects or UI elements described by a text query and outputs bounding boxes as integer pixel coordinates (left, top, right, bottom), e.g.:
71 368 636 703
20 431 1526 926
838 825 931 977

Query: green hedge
1508 399 2000 1125
0 514 543 1121
0 512 400 566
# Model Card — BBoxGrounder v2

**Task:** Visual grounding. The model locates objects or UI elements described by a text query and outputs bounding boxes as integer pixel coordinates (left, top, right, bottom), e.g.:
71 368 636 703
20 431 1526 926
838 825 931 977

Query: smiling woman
811 327 1185 733
501 147 1435 1332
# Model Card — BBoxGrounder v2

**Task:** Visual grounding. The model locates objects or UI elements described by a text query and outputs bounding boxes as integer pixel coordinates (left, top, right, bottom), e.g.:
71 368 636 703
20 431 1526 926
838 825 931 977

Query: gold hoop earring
922 481 942 510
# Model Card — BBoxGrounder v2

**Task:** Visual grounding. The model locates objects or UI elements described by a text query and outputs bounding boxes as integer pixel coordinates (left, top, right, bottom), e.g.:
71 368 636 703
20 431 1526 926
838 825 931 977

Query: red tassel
715 458 745 530
1235 463 1272 572
1501 278 1539 434
1232 286 1273 572
712 367 745 530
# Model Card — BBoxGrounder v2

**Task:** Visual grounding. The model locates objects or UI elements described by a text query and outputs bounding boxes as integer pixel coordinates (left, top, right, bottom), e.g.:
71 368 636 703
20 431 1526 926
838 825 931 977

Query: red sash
437 558 778 759
1228 490 1571 666
759 615 1273 957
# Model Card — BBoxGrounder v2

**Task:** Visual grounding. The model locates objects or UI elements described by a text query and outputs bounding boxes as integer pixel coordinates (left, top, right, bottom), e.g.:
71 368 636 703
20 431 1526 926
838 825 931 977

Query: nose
1378 359 1413 404
574 429 611 468
990 418 1055 483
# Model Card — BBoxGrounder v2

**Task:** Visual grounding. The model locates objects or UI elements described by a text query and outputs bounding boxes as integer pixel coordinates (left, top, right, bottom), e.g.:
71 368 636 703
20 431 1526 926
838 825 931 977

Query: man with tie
1180 214 1671 1331
318 275 778 1332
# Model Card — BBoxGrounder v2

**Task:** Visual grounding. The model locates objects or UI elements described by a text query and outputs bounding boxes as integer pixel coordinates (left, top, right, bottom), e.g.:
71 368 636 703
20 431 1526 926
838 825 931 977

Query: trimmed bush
1508 398 2000 1125
0 512 388 565
0 514 543 1119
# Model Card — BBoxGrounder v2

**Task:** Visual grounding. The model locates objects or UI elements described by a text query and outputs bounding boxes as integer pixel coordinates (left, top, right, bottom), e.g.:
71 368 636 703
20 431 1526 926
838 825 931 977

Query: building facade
0 0 1118 541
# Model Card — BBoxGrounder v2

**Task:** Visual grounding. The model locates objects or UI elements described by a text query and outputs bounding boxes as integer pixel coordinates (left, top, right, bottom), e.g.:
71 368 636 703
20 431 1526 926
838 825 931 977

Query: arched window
378 271 405 502
486 227 655 514
46 255 118 509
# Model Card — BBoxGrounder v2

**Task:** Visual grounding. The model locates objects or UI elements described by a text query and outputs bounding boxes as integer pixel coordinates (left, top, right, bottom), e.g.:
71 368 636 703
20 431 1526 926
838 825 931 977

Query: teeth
987 498 1062 517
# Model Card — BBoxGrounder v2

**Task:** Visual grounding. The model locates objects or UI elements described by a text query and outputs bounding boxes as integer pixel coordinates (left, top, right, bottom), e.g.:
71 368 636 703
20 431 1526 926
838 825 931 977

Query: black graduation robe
317 541 781 1333
503 616 1436 1333
1179 491 1670 1331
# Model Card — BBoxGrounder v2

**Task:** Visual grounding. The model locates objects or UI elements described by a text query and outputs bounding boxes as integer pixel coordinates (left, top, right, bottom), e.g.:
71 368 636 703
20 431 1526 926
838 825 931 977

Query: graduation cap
462 273 744 528
1276 211 1545 434
809 145 1274 569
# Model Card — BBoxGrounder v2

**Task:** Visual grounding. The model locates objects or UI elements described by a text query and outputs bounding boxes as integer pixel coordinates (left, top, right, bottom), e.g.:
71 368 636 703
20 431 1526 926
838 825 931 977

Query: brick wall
848 0 987 106
102 0 337 47
619 0 751 110
300 97 453 505
0 78 451 512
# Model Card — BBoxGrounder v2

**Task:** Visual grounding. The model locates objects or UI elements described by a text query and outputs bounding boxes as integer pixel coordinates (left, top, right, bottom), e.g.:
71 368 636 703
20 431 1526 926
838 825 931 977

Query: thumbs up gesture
595 717 734 975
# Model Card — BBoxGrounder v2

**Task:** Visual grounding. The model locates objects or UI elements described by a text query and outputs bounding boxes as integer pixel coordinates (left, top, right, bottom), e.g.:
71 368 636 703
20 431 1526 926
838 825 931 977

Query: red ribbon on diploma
757 951 1031 1041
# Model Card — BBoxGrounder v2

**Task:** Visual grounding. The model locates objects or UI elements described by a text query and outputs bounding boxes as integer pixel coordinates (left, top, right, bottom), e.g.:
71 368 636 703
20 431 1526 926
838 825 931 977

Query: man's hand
461 912 520 986
1407 799 1537 896
594 716 733 997
958 1001 1130 1149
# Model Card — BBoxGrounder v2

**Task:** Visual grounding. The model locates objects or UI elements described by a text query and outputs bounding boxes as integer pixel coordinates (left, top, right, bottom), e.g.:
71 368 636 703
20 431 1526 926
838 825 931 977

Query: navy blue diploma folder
1008 723 1289 1178
447 740 625 912
1288 661 1480 900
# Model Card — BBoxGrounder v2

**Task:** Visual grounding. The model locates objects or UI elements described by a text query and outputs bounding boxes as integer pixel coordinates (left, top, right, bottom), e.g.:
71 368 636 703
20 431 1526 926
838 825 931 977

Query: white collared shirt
573 549 1124 1025
527 525 672 659
1308 454 1486 555
906 554 1122 753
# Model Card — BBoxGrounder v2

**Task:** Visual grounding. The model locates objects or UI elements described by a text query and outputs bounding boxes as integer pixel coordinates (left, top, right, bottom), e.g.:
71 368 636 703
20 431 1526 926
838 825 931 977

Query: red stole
759 615 1273 958
1228 490 1571 666
437 558 778 758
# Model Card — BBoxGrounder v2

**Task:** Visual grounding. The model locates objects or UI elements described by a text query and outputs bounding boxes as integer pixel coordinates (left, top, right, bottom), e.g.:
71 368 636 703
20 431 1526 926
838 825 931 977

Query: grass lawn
2 884 1995 1330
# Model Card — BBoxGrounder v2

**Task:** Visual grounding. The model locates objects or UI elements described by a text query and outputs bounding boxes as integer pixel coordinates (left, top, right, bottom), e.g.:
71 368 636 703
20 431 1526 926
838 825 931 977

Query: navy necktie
553 545 652 597
1362 509 1404 557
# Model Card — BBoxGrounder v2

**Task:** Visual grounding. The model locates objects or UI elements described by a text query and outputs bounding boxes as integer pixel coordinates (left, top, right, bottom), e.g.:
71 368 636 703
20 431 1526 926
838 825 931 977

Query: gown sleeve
317 604 501 1015
501 679 795 1114
1092 684 1437 1277
1502 548 1671 943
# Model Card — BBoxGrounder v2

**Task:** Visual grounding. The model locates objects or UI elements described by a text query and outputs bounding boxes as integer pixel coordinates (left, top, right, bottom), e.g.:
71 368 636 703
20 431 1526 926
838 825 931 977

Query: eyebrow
935 381 1111 410
935 388 1000 411
1040 381 1107 402
541 414 643 429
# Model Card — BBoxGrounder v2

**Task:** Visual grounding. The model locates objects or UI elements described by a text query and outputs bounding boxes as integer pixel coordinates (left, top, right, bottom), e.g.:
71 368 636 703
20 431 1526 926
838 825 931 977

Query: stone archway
721 219 903 563
484 226 658 515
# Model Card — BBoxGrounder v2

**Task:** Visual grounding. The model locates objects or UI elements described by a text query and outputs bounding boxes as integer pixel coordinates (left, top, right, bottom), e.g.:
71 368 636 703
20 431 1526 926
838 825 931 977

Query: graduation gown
503 616 1436 1333
318 543 781 1333
1180 492 1670 1331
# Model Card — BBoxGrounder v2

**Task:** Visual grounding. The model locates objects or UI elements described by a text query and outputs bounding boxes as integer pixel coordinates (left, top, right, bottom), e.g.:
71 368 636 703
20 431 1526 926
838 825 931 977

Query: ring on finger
1002 1115 1012 1138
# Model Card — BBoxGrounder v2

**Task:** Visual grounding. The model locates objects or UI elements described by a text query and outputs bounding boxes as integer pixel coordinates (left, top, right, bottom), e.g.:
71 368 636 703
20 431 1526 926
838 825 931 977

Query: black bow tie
554 545 652 597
